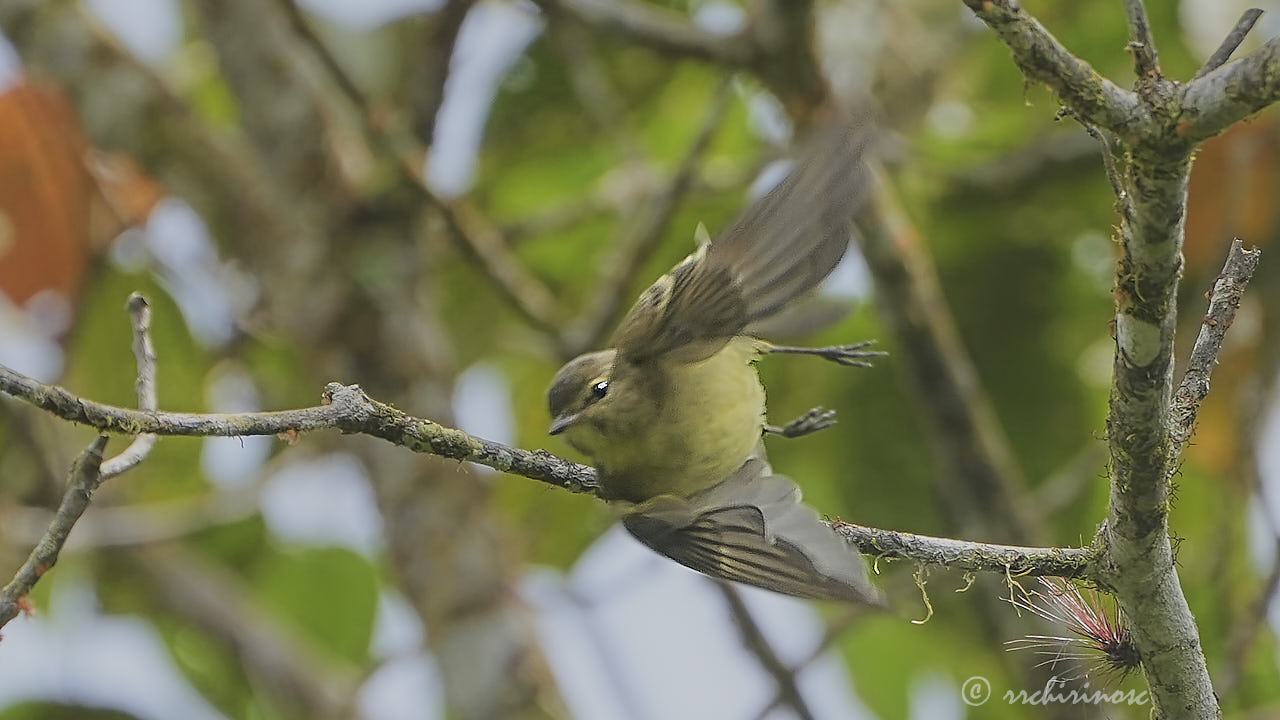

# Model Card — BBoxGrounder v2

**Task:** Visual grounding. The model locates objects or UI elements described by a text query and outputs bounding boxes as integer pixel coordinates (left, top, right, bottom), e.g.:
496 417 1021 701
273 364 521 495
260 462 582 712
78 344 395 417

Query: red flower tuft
1005 577 1141 681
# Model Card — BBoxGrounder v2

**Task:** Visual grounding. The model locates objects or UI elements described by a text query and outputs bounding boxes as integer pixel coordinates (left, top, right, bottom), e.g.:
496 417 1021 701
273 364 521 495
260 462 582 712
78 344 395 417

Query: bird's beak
549 413 579 436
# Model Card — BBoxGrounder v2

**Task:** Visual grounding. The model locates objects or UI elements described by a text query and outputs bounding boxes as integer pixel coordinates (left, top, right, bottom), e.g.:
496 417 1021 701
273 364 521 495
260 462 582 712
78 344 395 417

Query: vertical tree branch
1100 144 1212 720
1122 0 1161 78
858 181 1040 543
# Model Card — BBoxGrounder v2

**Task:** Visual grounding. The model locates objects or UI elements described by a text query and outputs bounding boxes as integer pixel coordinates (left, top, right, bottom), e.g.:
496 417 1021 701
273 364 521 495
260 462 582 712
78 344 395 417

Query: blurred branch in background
530 0 753 68
134 545 367 720
561 78 733 357
716 583 815 720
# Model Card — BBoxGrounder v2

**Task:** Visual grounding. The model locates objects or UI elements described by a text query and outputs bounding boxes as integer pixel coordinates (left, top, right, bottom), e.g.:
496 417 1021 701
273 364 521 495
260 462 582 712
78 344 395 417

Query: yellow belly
593 339 766 503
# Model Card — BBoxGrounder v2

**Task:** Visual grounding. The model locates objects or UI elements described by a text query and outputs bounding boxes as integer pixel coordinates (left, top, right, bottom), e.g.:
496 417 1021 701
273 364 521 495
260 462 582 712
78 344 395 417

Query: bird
547 116 883 604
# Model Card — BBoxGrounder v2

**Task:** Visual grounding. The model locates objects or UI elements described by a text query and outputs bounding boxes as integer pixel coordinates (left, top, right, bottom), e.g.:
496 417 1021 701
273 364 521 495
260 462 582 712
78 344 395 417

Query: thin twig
442 198 564 333
1057 106 1130 216
1169 238 1262 459
1194 8 1265 79
99 293 158 479
1122 0 1161 78
0 435 109 629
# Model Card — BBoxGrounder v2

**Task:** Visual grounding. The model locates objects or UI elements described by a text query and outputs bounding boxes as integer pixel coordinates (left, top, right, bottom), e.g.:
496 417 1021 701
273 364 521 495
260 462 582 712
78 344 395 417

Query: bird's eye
591 380 609 399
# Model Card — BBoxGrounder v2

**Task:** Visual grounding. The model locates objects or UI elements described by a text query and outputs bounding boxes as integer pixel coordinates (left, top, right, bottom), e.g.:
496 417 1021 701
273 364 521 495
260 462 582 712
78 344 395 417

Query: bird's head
547 349 617 440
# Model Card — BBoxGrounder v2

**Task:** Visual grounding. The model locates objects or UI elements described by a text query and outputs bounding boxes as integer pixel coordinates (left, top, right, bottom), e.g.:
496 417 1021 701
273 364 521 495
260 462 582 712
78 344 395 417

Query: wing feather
613 116 875 364
621 458 884 604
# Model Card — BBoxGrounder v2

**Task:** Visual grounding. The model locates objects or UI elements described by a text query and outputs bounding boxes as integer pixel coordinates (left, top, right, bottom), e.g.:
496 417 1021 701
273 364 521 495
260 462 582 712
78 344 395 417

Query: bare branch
1169 239 1261 458
960 0 1148 138
1181 35 1280 143
1122 0 1161 78
99 293 158 479
0 435 109 629
1194 8 1265 79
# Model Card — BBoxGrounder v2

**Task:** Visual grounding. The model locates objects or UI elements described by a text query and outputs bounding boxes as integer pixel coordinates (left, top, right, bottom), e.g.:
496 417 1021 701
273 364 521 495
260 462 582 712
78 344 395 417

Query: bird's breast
594 338 766 503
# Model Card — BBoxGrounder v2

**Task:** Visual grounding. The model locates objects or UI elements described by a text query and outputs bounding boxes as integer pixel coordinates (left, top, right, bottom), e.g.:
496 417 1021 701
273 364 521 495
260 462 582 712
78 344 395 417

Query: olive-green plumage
548 117 883 605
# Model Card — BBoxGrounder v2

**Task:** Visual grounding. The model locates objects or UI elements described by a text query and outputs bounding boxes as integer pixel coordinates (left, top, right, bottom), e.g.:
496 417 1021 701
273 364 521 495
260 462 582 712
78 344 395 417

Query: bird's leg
766 340 887 368
764 407 837 439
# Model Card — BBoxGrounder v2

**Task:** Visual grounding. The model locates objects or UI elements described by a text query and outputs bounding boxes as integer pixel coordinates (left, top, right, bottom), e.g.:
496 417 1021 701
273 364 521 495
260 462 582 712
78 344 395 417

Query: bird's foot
769 340 887 368
765 407 837 439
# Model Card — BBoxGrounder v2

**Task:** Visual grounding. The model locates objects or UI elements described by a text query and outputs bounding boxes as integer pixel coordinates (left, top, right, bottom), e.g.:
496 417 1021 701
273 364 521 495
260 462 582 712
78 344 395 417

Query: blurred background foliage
0 0 1279 718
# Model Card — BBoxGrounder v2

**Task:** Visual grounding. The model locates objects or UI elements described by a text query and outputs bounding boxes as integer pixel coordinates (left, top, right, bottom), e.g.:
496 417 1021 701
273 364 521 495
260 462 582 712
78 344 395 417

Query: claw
769 340 887 368
765 407 837 439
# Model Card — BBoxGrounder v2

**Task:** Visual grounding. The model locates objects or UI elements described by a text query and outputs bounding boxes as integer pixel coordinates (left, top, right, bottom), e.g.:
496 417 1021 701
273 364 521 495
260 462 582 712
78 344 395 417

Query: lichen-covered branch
1170 239 1262 457
0 368 599 493
0 361 1096 581
1181 35 1280 143
0 291 166 629
830 522 1094 578
961 0 1149 139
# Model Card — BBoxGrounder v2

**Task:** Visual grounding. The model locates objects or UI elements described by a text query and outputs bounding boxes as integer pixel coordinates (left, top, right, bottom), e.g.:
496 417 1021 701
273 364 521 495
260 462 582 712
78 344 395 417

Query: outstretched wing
612 117 875 365
621 459 884 605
